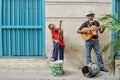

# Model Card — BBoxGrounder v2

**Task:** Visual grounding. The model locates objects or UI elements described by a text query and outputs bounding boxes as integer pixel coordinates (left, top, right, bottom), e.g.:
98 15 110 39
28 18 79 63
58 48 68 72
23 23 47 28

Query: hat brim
86 13 95 16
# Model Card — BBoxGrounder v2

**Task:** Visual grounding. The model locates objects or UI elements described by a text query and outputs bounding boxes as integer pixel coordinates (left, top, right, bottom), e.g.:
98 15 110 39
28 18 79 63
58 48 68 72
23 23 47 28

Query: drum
50 60 63 76
82 63 99 78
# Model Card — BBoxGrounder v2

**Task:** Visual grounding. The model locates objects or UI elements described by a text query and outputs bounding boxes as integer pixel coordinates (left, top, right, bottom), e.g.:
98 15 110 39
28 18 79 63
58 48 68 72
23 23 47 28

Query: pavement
0 68 119 80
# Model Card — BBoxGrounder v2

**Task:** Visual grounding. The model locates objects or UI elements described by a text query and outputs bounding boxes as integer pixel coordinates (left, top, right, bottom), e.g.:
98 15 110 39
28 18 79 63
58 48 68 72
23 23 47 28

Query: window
0 0 46 58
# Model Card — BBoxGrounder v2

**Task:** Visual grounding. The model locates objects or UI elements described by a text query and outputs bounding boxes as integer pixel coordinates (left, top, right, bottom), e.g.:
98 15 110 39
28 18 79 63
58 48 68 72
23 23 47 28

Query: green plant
99 14 120 75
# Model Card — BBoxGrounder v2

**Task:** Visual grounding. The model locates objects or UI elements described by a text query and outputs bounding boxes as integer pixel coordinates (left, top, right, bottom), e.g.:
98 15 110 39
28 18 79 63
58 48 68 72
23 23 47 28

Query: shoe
100 68 109 72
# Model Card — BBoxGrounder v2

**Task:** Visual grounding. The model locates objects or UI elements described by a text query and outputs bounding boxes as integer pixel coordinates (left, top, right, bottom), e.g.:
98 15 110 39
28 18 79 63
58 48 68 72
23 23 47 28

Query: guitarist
77 11 108 72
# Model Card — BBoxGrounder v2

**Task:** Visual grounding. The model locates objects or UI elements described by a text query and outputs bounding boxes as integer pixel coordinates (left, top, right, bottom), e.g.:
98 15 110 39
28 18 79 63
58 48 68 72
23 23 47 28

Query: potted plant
99 14 120 75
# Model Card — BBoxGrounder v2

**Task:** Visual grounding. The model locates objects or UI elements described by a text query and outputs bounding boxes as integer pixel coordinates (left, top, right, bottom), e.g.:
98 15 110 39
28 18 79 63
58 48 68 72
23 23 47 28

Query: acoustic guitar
81 25 100 40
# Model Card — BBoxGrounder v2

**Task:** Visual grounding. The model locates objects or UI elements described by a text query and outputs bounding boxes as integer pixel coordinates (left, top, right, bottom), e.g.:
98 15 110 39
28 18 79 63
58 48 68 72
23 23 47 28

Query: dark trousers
85 40 104 70
52 42 65 61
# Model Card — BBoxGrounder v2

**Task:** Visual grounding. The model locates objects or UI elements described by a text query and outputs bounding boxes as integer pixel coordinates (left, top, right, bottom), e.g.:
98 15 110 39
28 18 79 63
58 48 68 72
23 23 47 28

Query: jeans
52 42 65 61
85 40 104 70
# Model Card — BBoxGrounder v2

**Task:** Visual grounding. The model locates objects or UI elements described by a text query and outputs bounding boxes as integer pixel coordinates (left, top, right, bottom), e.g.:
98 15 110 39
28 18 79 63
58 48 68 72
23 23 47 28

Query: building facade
0 0 112 69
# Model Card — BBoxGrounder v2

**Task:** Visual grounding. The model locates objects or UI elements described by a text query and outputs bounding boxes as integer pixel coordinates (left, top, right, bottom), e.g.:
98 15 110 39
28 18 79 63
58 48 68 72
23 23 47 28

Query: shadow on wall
64 37 86 70
63 32 111 70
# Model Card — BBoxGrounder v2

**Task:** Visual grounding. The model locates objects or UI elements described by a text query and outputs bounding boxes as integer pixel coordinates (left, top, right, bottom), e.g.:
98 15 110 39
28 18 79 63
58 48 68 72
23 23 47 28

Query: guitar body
81 25 98 40
90 26 98 35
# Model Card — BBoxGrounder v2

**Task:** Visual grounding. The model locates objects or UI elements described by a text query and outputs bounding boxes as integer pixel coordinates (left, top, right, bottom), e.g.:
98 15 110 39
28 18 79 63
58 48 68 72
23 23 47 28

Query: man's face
87 14 95 20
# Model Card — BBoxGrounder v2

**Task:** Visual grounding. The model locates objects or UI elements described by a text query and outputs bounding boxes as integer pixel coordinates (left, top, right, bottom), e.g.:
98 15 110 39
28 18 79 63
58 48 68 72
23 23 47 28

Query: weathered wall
46 0 112 69
0 0 112 70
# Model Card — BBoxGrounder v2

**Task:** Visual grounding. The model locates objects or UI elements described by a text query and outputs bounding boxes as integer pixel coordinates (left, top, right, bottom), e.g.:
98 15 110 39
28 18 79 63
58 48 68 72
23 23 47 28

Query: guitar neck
90 26 100 31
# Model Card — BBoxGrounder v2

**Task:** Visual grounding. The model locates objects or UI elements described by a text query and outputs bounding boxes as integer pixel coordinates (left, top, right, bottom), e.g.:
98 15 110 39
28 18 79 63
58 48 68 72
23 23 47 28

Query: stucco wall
46 0 112 69
0 0 112 70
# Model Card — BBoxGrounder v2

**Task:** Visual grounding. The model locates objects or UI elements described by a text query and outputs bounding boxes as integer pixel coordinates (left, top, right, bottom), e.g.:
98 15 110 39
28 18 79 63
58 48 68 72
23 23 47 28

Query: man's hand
86 30 91 34
77 29 91 34
99 27 105 33
54 40 59 43
59 29 63 33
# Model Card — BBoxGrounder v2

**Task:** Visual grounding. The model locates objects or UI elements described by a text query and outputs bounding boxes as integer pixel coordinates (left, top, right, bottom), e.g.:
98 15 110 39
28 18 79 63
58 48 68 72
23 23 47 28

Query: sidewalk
0 69 119 80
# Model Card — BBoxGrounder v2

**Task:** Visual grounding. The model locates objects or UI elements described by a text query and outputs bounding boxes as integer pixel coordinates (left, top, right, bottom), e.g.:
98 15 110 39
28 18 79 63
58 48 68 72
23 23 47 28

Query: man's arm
96 21 105 33
51 34 59 43
52 36 59 43
77 29 89 34
77 22 89 34
53 39 59 43
98 27 105 33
